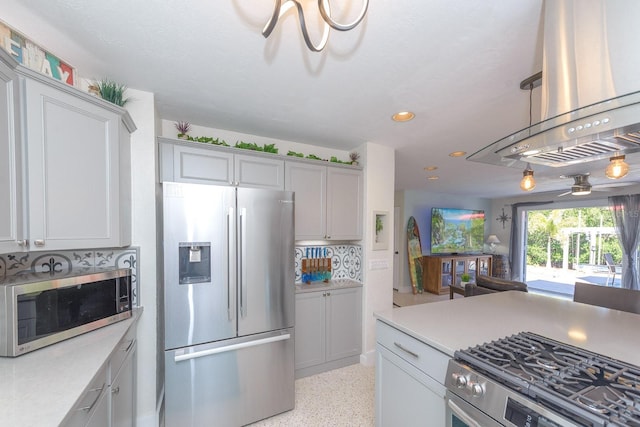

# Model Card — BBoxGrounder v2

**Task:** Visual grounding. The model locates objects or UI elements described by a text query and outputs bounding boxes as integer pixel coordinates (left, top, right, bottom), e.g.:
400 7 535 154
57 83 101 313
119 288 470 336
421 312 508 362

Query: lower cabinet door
86 390 109 427
375 344 445 427
294 291 326 370
111 346 136 427
326 287 362 362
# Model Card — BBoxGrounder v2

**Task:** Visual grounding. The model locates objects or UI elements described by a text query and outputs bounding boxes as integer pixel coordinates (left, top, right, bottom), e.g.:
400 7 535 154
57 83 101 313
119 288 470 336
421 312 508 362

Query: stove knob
468 382 484 397
452 373 467 388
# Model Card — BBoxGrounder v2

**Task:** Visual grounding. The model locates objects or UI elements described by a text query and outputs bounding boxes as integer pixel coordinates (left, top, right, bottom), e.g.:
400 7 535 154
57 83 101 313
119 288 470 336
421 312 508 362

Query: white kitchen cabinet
64 365 109 427
285 162 362 241
375 320 447 427
0 50 135 254
110 337 136 427
158 137 285 190
62 325 137 427
295 286 362 378
0 55 24 254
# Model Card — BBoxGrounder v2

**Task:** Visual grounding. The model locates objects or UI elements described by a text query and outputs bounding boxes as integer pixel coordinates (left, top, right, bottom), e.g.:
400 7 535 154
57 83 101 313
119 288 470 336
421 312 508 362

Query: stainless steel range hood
469 0 640 168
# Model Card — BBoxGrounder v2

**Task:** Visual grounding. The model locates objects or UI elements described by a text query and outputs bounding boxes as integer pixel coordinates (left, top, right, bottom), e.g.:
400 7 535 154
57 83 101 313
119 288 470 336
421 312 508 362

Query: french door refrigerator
162 181 295 427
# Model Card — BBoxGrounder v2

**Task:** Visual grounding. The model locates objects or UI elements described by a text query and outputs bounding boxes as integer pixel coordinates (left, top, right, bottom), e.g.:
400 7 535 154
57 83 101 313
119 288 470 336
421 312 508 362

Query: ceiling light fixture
605 155 629 179
520 163 536 191
392 111 415 122
427 176 439 180
262 0 369 52
424 166 438 171
449 151 466 157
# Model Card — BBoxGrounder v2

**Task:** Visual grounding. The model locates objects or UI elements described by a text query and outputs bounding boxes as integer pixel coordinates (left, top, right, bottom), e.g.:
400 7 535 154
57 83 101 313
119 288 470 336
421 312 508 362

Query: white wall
126 89 161 427
360 142 395 364
394 190 492 293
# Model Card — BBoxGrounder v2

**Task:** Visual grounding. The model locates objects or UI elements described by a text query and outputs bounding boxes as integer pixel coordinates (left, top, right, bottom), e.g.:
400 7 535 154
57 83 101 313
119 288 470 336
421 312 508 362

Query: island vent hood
469 0 640 168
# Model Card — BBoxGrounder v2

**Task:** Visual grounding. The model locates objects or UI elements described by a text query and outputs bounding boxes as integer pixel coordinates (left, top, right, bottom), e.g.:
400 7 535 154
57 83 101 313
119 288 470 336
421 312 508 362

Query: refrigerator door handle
227 207 234 321
239 207 247 317
173 333 291 363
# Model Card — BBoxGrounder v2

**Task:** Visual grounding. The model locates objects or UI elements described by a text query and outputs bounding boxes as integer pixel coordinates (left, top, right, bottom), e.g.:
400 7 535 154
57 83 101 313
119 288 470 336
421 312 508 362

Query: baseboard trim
295 355 360 379
360 349 376 366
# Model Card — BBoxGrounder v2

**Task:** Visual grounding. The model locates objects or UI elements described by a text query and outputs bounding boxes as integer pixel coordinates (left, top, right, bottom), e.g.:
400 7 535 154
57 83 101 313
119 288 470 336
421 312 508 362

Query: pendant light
605 155 629 179
520 163 536 191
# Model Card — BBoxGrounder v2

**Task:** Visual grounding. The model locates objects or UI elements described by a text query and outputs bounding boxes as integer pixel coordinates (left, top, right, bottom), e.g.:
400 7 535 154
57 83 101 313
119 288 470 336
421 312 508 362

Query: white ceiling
5 0 640 198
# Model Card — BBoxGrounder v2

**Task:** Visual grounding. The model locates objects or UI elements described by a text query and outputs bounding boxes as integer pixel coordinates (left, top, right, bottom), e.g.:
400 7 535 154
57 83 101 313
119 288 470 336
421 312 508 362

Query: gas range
446 332 640 426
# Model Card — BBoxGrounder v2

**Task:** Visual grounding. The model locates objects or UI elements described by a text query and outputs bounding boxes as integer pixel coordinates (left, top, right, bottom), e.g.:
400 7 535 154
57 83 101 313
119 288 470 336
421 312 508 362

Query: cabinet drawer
376 321 449 385
110 325 136 382
62 364 108 427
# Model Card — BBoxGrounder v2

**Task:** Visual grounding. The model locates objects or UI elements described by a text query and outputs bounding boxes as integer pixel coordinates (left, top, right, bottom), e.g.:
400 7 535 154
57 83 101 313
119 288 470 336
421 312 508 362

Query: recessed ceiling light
449 151 467 157
392 111 415 122
427 176 439 180
424 166 438 171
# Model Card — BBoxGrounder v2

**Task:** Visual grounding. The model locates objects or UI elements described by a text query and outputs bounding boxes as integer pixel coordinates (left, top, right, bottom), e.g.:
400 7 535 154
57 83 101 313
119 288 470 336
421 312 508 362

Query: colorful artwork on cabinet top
0 20 76 86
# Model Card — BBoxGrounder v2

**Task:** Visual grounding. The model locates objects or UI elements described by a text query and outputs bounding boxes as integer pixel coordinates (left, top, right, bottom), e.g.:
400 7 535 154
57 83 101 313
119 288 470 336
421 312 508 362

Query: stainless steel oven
0 268 132 357
445 360 578 427
446 331 640 427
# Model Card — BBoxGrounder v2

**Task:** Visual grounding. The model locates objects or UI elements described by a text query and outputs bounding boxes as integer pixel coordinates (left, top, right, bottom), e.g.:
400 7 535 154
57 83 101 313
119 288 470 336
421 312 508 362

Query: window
520 201 621 297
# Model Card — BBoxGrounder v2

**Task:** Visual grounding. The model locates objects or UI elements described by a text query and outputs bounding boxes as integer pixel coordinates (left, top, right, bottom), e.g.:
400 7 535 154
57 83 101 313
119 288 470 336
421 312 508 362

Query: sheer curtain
608 195 640 290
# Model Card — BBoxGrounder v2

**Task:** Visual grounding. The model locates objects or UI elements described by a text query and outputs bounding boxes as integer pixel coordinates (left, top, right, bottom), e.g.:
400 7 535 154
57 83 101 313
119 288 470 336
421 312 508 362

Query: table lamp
486 235 500 253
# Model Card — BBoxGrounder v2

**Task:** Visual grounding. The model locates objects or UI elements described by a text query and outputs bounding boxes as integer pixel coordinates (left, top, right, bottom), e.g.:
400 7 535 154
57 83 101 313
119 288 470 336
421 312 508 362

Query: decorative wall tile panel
0 247 140 305
295 244 362 284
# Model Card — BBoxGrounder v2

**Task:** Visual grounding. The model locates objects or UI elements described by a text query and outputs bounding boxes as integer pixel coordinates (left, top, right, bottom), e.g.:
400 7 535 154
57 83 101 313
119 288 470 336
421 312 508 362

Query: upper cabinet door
171 143 234 185
285 162 327 240
23 78 131 251
326 168 362 240
0 59 25 253
234 153 284 190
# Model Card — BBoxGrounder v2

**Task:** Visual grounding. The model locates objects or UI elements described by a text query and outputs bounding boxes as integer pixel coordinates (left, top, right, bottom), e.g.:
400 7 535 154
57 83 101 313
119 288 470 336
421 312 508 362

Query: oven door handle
447 399 483 427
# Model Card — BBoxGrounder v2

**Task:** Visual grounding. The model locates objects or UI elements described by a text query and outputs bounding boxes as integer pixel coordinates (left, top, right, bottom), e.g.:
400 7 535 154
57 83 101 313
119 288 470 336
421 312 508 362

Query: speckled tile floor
248 363 375 426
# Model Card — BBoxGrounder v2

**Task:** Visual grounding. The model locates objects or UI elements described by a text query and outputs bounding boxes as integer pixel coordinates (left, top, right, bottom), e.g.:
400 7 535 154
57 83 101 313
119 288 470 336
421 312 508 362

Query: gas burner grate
456 332 640 425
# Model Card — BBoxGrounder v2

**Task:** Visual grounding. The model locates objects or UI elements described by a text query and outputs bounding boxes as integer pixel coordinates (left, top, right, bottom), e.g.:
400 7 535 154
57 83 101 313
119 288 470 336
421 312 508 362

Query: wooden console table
423 254 491 295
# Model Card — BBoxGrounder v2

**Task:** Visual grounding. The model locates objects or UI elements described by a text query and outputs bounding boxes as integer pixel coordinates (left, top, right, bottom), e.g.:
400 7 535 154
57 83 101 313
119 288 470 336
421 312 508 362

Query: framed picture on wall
372 211 389 250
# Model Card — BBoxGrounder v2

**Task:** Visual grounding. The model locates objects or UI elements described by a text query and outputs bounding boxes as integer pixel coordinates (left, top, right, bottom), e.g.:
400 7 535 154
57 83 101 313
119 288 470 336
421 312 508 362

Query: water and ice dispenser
178 242 211 284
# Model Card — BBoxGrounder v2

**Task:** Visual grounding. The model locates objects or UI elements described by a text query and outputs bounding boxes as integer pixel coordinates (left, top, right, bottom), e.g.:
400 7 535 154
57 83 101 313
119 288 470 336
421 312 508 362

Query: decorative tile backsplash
0 247 140 305
295 244 362 283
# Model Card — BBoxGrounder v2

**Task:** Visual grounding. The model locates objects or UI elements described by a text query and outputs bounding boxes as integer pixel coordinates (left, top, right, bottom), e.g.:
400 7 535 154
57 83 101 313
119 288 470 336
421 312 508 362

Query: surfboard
407 216 424 294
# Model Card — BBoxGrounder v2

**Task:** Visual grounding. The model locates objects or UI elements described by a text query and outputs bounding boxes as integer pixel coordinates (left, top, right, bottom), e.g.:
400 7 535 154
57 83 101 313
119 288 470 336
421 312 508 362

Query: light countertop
375 291 640 366
0 308 142 427
295 279 362 293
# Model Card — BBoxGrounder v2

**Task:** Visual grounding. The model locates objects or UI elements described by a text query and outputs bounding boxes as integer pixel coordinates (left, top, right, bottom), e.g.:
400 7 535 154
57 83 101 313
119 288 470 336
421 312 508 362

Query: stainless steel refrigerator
162 181 295 427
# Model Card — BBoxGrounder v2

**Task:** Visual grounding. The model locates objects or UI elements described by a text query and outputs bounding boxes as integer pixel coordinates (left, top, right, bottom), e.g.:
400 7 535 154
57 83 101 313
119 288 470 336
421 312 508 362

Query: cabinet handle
17 239 28 247
112 386 120 395
123 339 135 353
77 383 105 412
34 239 45 247
326 292 331 296
394 342 419 358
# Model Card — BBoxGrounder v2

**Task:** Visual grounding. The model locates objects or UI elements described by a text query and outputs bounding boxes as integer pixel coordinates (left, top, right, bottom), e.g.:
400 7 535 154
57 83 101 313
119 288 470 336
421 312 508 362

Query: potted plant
460 273 471 285
175 121 191 139
349 151 360 165
92 79 130 107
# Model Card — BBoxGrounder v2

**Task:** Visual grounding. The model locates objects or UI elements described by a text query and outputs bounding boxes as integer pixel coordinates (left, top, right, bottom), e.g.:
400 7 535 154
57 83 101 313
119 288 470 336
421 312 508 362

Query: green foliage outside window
526 207 622 268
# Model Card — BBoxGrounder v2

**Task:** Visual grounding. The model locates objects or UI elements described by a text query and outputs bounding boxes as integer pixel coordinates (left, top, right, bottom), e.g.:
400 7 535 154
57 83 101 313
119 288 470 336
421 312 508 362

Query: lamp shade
486 235 500 244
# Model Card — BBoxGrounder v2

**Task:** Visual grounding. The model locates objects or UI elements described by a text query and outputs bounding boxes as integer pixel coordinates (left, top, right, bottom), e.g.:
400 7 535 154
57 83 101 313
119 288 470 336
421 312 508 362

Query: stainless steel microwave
0 268 132 357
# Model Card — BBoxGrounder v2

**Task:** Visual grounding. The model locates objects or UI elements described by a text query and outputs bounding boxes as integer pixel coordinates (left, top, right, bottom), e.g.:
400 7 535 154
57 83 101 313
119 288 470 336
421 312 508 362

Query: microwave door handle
447 399 482 427
239 207 247 318
227 207 234 321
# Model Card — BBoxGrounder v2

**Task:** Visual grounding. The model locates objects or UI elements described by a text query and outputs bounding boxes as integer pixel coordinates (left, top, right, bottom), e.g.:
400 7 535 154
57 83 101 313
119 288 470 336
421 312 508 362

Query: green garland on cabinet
180 133 358 165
